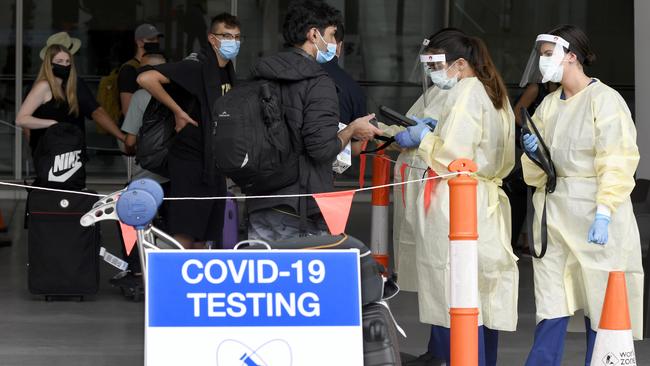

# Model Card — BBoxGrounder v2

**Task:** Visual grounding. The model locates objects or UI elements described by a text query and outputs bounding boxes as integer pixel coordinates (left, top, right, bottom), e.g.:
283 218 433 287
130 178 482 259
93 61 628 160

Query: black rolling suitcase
363 302 402 366
243 234 402 365
26 190 100 299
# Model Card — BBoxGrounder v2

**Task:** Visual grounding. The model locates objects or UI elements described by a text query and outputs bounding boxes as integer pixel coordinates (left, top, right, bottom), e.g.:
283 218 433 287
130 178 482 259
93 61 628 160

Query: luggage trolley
80 178 185 287
81 179 405 365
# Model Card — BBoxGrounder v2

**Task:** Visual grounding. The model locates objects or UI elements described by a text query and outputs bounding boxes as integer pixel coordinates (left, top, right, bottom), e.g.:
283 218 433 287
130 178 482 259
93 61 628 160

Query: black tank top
528 83 552 115
29 97 75 154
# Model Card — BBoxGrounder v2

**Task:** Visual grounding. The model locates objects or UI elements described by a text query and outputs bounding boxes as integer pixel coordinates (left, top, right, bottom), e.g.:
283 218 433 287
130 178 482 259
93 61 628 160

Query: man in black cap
118 23 163 118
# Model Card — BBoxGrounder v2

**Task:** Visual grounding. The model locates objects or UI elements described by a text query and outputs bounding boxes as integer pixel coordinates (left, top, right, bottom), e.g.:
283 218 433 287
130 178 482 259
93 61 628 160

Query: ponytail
466 37 508 110
429 32 509 110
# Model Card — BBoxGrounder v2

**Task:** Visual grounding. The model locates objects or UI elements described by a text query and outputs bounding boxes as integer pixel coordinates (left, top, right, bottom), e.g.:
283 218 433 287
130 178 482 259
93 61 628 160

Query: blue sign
146 250 362 328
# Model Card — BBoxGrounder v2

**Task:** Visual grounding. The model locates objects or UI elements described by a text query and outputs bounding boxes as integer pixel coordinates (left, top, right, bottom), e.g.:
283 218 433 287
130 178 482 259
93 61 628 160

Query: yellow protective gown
416 77 519 331
521 80 644 339
382 87 449 292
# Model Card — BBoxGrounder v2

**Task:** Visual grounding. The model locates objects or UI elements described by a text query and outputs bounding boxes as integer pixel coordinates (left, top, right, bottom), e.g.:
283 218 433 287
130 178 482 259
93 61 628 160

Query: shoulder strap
526 187 548 259
118 58 140 73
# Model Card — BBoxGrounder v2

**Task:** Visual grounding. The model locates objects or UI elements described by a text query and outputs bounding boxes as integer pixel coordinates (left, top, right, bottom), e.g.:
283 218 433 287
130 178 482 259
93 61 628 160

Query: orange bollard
371 150 391 270
448 159 479 366
590 271 637 365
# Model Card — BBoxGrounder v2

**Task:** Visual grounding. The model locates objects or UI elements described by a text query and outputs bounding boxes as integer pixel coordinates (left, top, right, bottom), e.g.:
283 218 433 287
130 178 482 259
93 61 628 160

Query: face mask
51 63 71 81
218 39 240 60
315 31 337 64
143 42 160 54
429 62 459 90
538 56 564 83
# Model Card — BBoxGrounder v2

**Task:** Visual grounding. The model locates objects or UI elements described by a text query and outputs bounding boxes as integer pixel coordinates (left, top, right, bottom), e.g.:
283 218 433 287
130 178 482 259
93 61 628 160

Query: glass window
449 0 634 98
0 1 16 179
5 0 635 180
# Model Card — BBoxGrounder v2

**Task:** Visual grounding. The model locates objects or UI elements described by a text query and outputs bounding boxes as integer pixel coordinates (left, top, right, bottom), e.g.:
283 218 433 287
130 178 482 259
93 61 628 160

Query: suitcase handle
92 190 125 209
234 240 272 250
80 200 120 227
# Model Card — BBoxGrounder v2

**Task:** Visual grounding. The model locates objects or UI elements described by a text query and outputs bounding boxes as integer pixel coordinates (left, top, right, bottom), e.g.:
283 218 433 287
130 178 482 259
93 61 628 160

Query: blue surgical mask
219 39 240 60
315 31 337 64
429 62 459 90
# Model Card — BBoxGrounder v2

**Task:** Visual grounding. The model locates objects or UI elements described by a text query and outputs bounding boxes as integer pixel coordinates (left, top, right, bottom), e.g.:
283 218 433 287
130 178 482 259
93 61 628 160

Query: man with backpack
97 24 163 124
243 0 381 241
118 24 164 118
137 13 240 249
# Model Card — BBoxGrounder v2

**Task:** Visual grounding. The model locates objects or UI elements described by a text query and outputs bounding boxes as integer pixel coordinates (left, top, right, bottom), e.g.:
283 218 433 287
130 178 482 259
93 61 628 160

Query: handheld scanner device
379 105 418 127
520 107 557 193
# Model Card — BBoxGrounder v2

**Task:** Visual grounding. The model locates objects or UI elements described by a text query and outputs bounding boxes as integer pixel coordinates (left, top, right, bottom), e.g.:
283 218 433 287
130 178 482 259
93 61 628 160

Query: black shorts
167 155 225 242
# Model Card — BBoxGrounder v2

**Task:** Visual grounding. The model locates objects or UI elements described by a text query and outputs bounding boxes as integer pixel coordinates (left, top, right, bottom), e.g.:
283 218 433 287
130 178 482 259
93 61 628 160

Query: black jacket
154 48 236 184
247 48 341 216
321 56 368 124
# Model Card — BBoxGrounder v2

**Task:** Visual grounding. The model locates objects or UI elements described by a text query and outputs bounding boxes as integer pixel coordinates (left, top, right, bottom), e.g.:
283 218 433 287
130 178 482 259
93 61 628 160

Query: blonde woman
17 44 125 154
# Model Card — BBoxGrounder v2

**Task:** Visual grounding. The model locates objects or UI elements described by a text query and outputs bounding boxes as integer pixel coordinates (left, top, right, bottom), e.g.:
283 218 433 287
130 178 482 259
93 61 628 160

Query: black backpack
33 123 87 190
211 80 299 194
136 98 176 178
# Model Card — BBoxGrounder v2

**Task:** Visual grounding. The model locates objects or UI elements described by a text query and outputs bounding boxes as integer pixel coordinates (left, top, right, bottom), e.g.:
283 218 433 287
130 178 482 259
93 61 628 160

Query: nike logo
48 150 83 183
241 153 249 168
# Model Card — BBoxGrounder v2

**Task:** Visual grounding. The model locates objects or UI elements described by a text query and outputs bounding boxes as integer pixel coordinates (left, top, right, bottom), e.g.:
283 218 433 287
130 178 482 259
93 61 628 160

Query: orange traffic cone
590 271 636 365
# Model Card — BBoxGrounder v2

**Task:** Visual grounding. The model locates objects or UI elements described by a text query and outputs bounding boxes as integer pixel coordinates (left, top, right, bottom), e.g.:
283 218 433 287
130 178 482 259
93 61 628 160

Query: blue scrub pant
524 317 597 366
427 325 499 366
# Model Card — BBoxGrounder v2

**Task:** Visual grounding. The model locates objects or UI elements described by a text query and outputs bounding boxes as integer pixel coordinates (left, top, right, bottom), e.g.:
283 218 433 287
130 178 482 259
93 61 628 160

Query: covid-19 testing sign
145 250 363 366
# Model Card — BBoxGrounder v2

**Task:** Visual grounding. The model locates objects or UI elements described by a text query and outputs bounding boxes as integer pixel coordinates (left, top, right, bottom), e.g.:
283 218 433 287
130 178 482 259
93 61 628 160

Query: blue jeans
524 316 597 366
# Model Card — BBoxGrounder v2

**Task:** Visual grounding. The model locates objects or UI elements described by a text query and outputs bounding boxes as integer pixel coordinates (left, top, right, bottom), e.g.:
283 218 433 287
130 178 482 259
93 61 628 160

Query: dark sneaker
110 271 144 301
403 351 446 366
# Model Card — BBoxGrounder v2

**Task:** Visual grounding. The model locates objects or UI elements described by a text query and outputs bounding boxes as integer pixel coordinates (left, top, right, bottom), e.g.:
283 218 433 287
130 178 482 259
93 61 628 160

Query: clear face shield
418 53 447 105
408 38 431 83
423 53 461 91
519 34 570 87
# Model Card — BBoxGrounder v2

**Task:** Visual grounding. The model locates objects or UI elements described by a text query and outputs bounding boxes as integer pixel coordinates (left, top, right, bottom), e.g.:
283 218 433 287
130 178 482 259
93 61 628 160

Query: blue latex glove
522 133 539 154
408 115 438 130
395 130 419 148
405 119 437 145
588 213 610 245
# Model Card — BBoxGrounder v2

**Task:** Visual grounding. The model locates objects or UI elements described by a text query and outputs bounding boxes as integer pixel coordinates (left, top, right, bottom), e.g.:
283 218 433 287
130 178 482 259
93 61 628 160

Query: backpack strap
118 58 140 74
276 79 309 236
298 156 309 236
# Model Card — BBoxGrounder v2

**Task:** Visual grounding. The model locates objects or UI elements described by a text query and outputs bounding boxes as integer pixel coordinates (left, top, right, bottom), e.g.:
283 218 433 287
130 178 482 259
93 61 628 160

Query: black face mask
143 42 161 54
51 63 71 81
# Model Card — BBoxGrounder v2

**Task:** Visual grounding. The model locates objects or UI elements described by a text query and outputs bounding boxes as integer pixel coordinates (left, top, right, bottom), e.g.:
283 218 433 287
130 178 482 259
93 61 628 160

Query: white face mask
429 61 460 90
538 56 564 83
